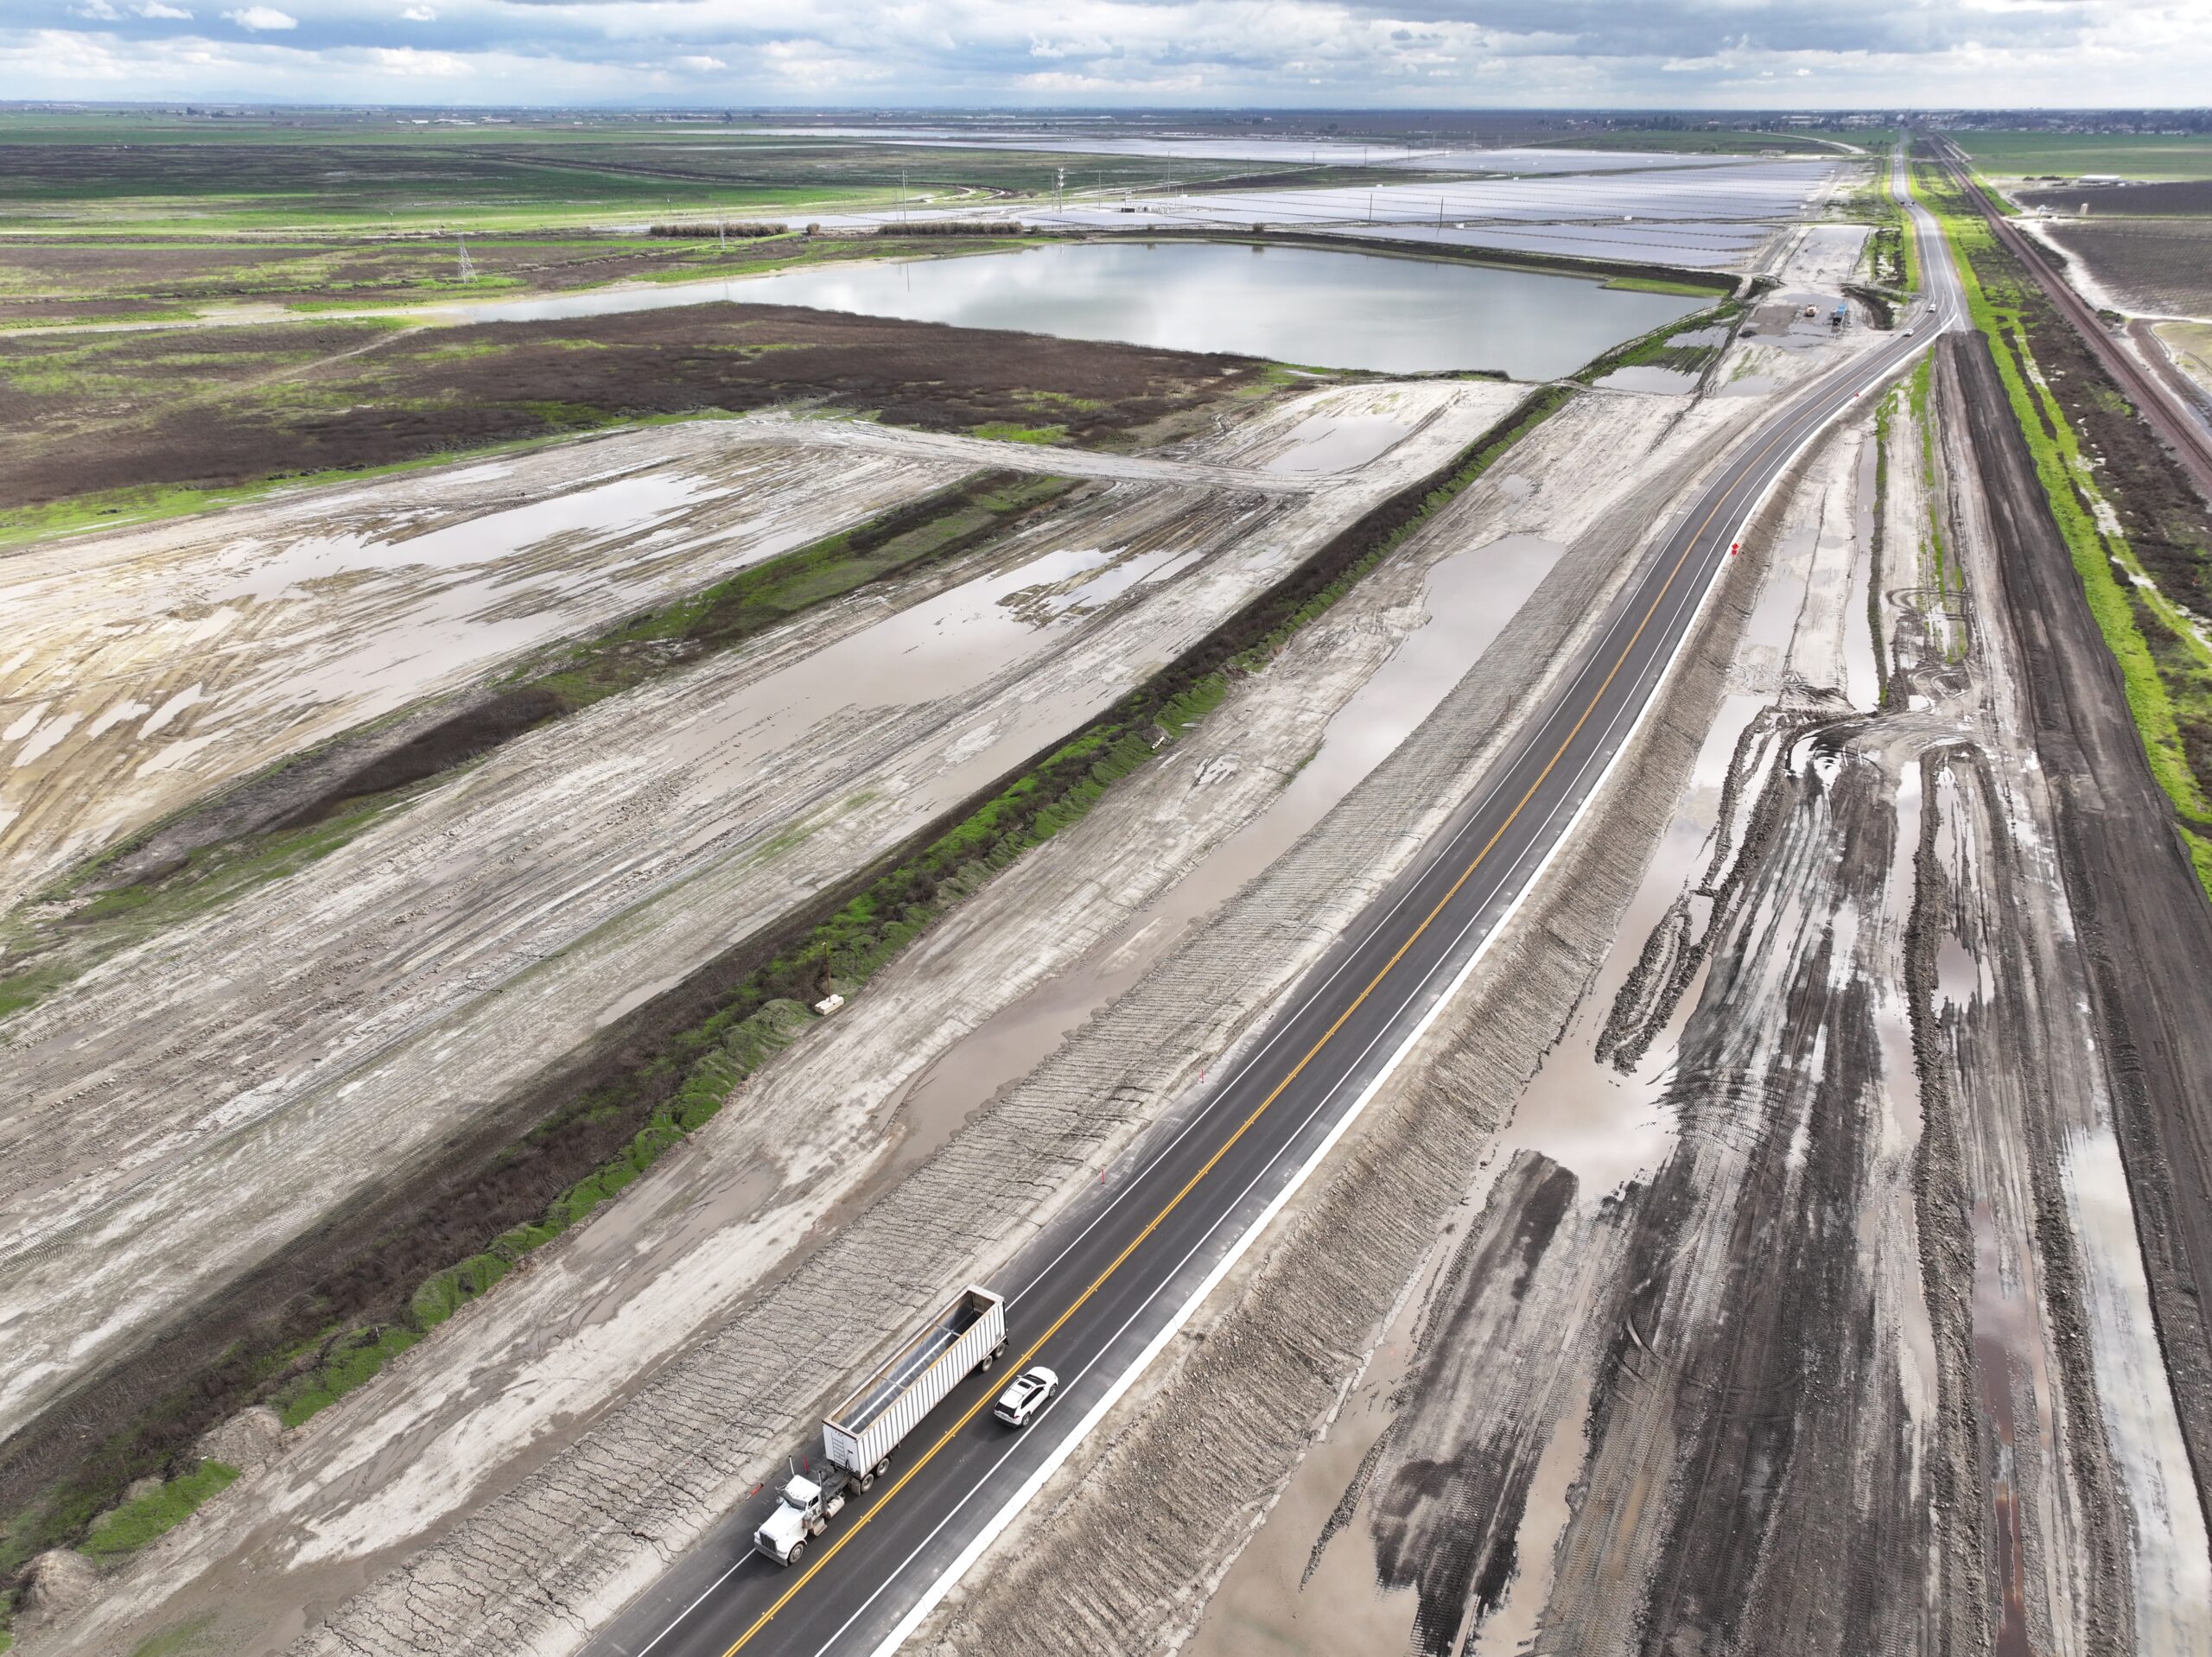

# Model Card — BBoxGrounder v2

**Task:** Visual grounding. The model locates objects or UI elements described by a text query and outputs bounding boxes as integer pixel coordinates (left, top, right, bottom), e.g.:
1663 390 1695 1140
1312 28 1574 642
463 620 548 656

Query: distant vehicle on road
754 1286 1007 1566
993 1366 1059 1427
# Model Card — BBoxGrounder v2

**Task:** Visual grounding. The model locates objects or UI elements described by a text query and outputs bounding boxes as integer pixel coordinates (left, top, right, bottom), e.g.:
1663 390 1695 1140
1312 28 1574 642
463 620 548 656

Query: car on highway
992 1366 1059 1427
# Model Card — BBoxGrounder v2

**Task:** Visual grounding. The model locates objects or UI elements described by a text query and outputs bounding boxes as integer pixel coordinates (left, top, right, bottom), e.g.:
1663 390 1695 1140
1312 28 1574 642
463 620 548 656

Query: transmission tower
454 233 474 283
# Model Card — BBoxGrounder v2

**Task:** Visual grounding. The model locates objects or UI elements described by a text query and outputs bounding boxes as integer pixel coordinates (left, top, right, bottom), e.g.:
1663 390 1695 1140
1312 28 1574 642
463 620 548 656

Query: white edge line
861 318 1929 1657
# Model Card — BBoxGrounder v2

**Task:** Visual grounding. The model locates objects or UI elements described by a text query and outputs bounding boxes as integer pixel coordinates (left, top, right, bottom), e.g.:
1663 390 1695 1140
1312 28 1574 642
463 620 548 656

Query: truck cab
753 1473 850 1566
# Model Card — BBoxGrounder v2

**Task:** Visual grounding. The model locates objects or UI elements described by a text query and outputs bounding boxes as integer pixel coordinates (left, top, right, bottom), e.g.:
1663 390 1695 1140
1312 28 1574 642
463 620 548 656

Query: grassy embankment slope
1847 166 1920 294
1916 161 2212 890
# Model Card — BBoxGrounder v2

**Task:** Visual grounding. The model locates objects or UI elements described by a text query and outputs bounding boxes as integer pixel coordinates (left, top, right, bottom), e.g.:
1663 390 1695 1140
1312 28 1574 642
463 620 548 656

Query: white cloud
366 44 465 74
2 0 2208 109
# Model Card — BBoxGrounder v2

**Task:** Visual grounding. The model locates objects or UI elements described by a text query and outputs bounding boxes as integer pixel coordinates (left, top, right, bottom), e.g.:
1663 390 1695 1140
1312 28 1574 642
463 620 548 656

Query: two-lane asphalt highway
587 150 1962 1657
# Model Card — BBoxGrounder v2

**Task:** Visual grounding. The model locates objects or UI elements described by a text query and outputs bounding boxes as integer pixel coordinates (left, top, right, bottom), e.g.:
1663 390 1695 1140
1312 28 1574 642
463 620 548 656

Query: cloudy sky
6 0 2208 108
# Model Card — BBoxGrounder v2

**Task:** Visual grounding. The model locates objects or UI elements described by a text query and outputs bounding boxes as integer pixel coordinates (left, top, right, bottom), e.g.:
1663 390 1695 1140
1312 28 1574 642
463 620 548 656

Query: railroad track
1933 137 2212 505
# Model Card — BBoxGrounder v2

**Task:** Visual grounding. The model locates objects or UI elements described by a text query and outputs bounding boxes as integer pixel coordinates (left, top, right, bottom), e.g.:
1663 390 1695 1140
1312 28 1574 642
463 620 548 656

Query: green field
1952 130 2212 181
0 111 1262 232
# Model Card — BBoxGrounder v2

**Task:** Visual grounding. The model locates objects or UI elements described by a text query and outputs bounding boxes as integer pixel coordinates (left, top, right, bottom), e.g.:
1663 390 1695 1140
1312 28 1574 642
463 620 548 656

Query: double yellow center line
721 388 1836 1654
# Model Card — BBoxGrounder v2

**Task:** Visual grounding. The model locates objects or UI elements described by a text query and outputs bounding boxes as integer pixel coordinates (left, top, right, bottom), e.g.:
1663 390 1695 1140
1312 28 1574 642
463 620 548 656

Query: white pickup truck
754 1286 1007 1567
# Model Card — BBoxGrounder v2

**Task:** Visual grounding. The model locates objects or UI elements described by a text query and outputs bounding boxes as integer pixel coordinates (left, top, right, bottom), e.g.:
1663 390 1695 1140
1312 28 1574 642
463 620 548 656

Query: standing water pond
452 241 1705 380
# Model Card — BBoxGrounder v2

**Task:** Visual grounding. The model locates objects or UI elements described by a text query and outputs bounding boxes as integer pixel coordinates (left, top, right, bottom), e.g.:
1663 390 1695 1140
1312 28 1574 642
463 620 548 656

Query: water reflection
450 242 1701 380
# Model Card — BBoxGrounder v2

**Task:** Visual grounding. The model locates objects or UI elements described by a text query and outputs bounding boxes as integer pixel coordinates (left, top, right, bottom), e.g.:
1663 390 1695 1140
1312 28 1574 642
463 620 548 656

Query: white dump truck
753 1285 1007 1567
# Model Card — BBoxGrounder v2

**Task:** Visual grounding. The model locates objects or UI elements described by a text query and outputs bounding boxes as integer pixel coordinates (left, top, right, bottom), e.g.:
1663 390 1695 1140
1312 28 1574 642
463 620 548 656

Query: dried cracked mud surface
923 340 2211 1657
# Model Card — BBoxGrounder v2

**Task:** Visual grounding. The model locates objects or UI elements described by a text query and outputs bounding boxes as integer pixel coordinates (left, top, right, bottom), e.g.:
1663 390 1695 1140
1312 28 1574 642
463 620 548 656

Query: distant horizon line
3 99 2207 117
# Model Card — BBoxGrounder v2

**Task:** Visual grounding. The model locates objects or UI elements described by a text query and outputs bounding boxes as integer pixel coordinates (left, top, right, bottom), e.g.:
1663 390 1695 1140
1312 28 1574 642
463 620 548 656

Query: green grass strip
1914 164 2212 839
79 1463 239 1559
1574 298 1744 386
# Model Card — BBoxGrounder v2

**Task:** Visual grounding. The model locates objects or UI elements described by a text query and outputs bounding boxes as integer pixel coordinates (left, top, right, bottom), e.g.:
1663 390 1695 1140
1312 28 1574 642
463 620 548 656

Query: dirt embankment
1952 326 2212 1519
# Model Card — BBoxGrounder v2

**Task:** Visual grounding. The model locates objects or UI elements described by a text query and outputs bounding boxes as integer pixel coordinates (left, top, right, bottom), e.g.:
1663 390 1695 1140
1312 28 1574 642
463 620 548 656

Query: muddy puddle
1844 432 1884 709
1174 682 1769 1657
1184 1246 1445 1656
2063 1124 2212 1651
1970 1195 2044 1657
207 469 713 604
878 533 1564 1177
1266 413 1412 476
1595 364 1699 395
1470 685 1770 1212
578 530 1211 924
0 437 969 906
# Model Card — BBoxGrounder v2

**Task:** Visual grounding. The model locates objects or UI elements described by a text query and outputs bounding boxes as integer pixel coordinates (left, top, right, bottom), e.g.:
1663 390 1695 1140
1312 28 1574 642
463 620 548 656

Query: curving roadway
583 145 1962 1657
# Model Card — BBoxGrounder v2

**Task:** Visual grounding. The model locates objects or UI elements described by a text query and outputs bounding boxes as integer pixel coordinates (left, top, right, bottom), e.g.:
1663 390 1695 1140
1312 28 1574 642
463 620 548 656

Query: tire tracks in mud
1951 327 2212 1521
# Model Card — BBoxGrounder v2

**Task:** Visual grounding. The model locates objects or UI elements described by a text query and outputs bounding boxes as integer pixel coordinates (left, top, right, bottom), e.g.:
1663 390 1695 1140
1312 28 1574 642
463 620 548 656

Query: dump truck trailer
753 1286 1007 1566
